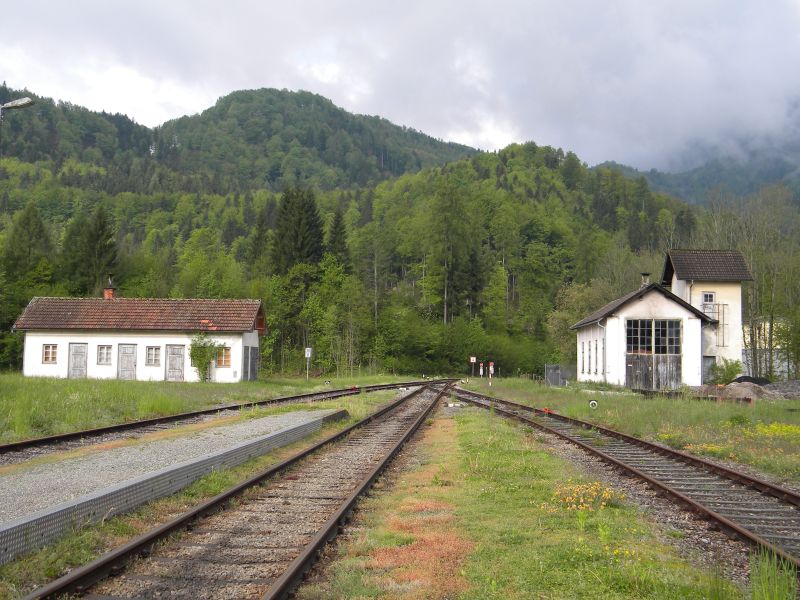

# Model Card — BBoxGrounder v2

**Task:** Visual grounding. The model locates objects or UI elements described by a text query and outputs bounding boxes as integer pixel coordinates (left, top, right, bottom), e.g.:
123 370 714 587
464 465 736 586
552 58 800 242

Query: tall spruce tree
271 187 324 274
3 202 52 283
326 207 350 270
60 206 117 294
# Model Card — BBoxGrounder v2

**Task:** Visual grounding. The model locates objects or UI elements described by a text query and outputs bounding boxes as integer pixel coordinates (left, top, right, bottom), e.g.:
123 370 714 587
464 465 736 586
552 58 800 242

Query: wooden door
702 356 715 384
166 345 185 382
625 354 652 390
118 344 137 380
68 343 88 378
654 355 681 390
249 346 259 381
626 354 681 390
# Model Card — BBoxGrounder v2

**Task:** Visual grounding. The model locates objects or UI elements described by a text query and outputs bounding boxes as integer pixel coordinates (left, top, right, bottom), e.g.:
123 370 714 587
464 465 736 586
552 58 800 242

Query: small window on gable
43 344 57 364
146 346 161 366
98 345 112 365
216 347 231 368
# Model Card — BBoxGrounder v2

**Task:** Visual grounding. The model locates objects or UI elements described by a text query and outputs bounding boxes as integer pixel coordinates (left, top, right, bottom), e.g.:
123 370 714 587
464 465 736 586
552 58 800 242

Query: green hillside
154 88 477 190
0 84 476 193
598 155 800 204
1 85 798 379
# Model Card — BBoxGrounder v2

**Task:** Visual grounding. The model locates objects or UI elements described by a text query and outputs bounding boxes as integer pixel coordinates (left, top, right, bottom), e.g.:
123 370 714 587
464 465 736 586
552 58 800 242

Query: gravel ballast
0 409 339 524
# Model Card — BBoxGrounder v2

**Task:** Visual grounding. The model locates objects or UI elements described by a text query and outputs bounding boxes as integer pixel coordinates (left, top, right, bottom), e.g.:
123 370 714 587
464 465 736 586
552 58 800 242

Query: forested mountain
154 89 477 190
598 152 800 205
1 85 798 379
0 84 476 193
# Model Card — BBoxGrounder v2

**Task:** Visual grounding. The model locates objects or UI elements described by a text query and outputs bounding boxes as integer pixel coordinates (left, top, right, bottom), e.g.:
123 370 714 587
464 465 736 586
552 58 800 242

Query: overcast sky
2 1 799 171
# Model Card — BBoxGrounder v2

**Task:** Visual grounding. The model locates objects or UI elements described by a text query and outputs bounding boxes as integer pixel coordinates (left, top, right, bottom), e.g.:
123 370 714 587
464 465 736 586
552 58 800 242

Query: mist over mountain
599 116 800 204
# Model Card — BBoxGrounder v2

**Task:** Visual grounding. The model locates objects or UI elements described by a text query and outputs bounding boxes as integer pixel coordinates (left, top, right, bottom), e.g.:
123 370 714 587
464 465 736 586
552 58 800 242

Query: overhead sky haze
2 1 799 171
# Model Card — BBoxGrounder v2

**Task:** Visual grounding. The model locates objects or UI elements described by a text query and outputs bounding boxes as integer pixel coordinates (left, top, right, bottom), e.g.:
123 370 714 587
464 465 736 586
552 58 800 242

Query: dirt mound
722 381 780 399
764 380 800 399
696 382 780 400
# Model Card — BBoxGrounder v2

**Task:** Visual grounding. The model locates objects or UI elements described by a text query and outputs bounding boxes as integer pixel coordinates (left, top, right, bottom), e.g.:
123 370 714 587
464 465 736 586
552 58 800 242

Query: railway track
451 387 800 569
24 382 450 599
0 380 445 466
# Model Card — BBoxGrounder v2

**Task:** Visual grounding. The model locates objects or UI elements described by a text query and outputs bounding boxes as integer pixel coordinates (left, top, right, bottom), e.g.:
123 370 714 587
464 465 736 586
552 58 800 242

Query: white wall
576 324 607 384
22 331 255 382
575 289 704 388
672 277 744 365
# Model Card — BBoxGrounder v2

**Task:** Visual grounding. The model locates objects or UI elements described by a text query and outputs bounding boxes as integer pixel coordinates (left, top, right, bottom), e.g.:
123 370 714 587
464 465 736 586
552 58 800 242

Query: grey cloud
2 1 799 171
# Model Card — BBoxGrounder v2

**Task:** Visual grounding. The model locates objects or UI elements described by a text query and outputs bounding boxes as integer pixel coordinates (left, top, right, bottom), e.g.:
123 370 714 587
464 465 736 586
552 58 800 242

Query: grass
298 407 743 599
0 372 417 443
0 389 399 600
463 378 800 484
750 551 798 599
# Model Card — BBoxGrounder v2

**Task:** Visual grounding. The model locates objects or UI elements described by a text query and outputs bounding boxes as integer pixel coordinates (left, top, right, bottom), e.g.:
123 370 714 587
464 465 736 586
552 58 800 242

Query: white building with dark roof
13 286 265 383
660 249 752 376
571 250 752 391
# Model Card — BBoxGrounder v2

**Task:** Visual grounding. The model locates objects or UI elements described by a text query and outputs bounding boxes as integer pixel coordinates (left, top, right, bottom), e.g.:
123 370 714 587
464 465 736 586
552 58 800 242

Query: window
216 347 231 368
626 319 652 354
626 320 681 355
97 345 112 365
601 338 605 374
587 342 591 374
146 346 161 366
42 344 57 364
581 342 585 373
594 340 598 374
702 291 716 316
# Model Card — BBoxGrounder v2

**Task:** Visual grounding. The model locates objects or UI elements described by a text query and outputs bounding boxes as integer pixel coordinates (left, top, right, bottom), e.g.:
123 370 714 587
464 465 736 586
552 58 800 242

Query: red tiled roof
14 297 264 333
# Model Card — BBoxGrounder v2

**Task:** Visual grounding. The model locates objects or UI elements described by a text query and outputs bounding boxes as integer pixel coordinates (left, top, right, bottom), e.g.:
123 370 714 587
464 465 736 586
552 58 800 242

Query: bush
189 334 221 382
708 358 742 384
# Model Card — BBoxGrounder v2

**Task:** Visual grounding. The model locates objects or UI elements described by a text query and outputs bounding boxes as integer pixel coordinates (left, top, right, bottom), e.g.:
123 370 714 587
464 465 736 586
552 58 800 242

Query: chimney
640 272 651 288
103 274 117 299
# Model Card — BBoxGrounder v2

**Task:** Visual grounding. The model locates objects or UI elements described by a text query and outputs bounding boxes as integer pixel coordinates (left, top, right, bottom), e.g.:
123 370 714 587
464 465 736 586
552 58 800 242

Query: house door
68 343 88 378
626 354 681 391
118 344 137 380
249 346 259 381
702 356 715 384
166 345 185 382
626 354 652 390
653 355 681 390
242 346 250 381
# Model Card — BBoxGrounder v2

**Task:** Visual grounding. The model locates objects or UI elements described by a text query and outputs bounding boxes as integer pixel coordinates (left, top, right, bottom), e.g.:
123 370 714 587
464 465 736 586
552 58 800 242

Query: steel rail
262 382 451 599
451 387 800 569
23 383 447 600
454 388 800 507
1 379 451 455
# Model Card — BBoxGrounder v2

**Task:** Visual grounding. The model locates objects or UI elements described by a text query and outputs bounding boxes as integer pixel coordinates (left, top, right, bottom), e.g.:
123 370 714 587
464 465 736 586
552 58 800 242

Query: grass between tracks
0 390 399 600
462 378 800 485
0 372 414 443
298 408 759 599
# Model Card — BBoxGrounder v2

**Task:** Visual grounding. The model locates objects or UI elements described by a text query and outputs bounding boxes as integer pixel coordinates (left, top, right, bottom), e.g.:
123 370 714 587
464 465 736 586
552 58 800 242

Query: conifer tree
60 206 117 294
271 187 324 274
2 202 52 282
326 207 350 270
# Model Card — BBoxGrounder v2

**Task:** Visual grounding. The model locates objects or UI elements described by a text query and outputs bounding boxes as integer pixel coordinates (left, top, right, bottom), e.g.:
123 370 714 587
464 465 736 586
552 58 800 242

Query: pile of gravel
693 382 780 400
764 380 800 399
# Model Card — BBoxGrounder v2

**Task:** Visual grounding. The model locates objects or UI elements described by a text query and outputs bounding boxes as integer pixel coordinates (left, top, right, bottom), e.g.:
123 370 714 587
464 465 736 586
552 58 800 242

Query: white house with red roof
13 284 266 383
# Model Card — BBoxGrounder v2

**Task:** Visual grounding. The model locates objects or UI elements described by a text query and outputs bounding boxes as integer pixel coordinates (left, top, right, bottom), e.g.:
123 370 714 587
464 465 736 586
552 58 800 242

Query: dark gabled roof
14 297 265 333
661 249 753 285
570 283 716 330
